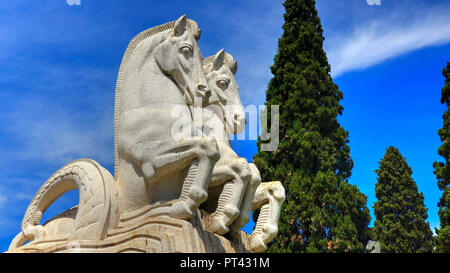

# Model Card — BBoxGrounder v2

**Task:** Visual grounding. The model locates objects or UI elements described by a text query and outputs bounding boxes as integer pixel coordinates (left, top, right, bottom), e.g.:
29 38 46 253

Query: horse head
203 50 246 135
154 15 209 107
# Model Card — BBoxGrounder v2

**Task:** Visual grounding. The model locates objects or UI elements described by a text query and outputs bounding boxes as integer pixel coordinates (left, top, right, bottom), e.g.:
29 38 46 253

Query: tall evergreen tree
433 62 450 252
252 0 371 252
374 146 434 253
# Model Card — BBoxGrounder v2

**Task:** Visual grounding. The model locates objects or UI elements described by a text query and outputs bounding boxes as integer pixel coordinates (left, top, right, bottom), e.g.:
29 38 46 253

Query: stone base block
7 202 251 253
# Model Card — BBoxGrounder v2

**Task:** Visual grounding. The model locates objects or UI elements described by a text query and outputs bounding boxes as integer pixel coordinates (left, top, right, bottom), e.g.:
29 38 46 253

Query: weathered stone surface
8 203 250 253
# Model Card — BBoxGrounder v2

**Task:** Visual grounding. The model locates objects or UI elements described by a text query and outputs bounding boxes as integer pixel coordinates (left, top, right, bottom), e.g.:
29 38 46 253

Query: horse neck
121 55 187 111
206 102 232 146
114 45 189 178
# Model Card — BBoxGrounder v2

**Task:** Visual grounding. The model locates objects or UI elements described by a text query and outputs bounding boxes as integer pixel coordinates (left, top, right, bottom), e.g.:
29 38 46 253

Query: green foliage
252 0 371 253
434 62 450 252
374 147 434 253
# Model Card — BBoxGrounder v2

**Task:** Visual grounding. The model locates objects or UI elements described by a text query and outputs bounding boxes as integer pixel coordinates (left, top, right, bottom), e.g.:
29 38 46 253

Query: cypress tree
252 0 371 252
374 146 434 253
433 62 450 252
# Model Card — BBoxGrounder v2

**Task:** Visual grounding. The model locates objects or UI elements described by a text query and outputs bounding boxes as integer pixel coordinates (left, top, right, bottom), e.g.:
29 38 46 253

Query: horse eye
180 46 192 54
217 79 228 89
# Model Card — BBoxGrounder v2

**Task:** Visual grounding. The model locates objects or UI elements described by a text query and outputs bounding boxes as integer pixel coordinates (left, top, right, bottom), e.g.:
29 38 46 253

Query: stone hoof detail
23 225 46 242
8 159 118 251
205 213 230 235
169 200 195 220
205 205 240 235
248 181 286 253
9 225 45 250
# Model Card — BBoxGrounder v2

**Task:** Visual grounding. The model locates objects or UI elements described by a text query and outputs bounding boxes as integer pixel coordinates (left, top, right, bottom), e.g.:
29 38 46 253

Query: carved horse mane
113 18 201 178
202 52 237 74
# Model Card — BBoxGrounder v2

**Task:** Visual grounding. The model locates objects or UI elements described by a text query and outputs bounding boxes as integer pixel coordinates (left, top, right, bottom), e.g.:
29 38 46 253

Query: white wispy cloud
7 101 114 165
326 3 450 77
0 63 115 166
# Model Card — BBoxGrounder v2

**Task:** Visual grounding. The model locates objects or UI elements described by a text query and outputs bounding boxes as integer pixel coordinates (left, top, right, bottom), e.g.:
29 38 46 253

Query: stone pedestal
7 201 251 253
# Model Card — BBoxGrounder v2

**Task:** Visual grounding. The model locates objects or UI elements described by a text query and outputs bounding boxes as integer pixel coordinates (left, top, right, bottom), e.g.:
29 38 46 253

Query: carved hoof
188 186 208 205
248 224 278 252
249 234 268 253
206 207 239 235
206 213 230 235
169 201 194 220
23 225 45 242
262 224 278 239
15 224 46 249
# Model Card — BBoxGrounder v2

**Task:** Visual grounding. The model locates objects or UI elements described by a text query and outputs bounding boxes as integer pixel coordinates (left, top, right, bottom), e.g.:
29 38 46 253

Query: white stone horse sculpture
8 16 284 253
9 15 219 250
200 50 285 252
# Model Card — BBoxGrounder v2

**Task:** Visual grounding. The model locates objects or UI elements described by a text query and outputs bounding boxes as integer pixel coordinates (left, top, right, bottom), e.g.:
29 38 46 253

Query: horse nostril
234 114 246 125
197 84 207 92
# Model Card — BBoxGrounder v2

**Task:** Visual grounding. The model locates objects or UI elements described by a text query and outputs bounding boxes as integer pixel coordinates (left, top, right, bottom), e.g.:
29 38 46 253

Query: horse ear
213 49 225 70
231 60 238 74
194 28 202 40
173 15 187 37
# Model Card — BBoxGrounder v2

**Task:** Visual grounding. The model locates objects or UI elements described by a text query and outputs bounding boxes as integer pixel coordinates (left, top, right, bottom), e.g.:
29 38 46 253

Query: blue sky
0 0 449 252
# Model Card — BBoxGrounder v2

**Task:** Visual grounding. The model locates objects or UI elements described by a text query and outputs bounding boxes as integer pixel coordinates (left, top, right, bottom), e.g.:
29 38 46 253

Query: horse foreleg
144 137 220 220
229 163 261 239
247 181 285 253
205 158 251 235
